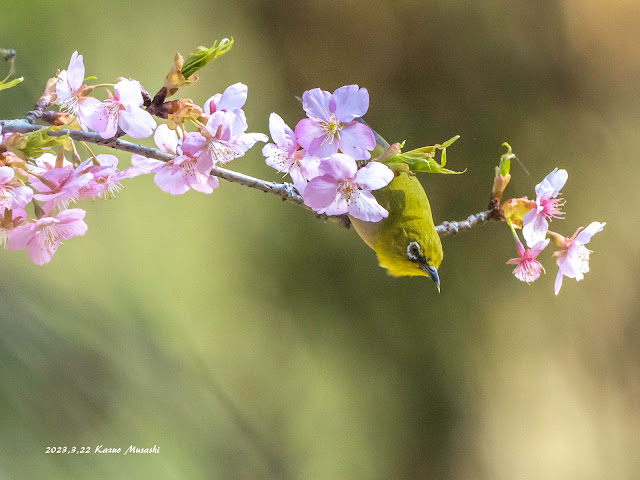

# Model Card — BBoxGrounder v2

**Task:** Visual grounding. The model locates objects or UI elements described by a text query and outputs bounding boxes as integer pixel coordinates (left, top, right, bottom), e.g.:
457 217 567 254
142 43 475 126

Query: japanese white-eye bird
349 120 443 291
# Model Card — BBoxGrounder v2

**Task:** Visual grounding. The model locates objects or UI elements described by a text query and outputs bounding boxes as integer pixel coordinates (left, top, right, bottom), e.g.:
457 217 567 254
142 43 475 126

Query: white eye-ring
407 241 421 261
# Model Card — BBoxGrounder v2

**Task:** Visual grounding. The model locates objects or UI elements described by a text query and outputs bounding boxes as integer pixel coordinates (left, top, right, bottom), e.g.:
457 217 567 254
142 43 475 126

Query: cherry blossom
97 79 156 139
196 110 267 171
6 208 88 265
77 154 145 200
295 85 376 160
551 221 606 295
303 154 393 222
30 162 93 213
203 82 248 131
522 168 567 247
55 51 107 132
263 112 319 194
506 237 549 283
131 125 218 195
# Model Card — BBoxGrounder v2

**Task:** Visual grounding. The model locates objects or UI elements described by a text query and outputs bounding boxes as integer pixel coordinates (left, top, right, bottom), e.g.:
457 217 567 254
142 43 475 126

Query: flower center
59 94 80 116
320 114 343 144
207 140 241 164
100 179 124 200
0 186 13 210
516 258 544 283
39 224 59 249
541 197 565 219
337 179 356 202
180 159 198 179
104 98 124 117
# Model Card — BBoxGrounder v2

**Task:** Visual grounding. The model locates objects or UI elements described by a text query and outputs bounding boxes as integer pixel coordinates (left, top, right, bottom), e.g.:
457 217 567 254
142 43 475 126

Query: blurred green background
1 0 637 478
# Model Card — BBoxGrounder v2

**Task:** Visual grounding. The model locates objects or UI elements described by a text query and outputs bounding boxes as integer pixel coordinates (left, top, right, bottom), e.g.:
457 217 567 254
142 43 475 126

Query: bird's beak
420 264 440 293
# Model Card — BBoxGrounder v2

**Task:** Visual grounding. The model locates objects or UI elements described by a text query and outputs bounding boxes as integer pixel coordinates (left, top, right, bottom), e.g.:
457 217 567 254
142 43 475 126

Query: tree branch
0 119 496 235
435 210 493 236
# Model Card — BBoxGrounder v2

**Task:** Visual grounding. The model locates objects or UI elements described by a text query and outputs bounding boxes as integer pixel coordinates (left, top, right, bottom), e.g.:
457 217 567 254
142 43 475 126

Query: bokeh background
1 0 638 478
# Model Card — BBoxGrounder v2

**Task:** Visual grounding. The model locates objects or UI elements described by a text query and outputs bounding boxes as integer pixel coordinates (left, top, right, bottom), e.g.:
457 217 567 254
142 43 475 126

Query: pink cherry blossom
30 162 93 213
197 110 267 171
522 168 567 247
203 82 248 131
96 79 156 139
77 154 145 200
131 125 218 195
294 85 376 160
6 208 88 265
552 221 605 295
303 154 394 222
0 166 33 213
263 112 319 194
506 237 549 283
55 51 108 133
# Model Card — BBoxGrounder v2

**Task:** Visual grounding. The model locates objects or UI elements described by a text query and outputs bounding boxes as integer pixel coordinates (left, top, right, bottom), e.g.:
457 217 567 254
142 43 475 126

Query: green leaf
181 38 234 79
0 75 23 91
497 142 514 177
382 136 465 174
439 135 460 149
20 127 70 158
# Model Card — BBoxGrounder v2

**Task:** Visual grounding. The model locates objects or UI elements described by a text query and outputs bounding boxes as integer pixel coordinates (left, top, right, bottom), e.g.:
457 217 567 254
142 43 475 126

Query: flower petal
114 79 144 108
180 132 207 157
154 124 181 154
95 154 119 167
11 185 34 209
302 88 332 121
268 112 296 152
66 51 85 92
263 144 291 173
294 118 323 150
217 83 247 111
234 132 269 156
154 167 190 195
303 175 339 210
131 154 165 173
338 121 376 160
27 235 59 265
542 168 568 196
0 166 14 184
100 111 120 139
55 214 88 241
554 269 564 295
522 209 549 247
318 154 357 180
308 136 340 159
332 85 369 123
298 153 320 181
118 109 156 139
6 224 34 250
348 190 388 222
289 167 308 195
575 221 605 245
354 162 394 191
79 99 109 134
321 196 349 216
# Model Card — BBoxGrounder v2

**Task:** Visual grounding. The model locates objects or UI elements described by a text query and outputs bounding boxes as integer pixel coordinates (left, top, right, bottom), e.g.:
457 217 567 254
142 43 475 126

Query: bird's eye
407 241 421 261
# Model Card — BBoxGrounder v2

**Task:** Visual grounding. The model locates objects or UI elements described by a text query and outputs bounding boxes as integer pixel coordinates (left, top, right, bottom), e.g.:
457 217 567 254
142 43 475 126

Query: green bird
349 119 443 290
